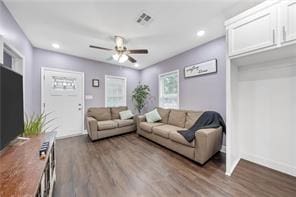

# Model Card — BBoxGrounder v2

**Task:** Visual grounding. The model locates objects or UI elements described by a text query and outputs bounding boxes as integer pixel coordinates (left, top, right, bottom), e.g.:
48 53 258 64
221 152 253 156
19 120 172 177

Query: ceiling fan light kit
115 36 124 48
112 53 128 63
89 36 148 65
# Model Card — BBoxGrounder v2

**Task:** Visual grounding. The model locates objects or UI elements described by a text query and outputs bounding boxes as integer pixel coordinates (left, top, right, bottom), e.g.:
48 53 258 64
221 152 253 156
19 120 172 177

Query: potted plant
23 112 53 137
132 84 150 114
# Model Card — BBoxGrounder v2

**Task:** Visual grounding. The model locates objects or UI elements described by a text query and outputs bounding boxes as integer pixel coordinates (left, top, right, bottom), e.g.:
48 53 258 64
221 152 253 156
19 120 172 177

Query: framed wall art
184 59 217 78
92 79 99 87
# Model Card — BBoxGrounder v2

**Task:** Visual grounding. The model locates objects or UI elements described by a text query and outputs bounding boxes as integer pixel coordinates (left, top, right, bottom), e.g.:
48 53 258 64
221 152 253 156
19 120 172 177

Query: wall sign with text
184 59 217 78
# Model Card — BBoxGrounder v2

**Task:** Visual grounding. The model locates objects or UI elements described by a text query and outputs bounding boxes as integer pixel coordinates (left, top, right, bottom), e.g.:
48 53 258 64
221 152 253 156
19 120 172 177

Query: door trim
41 67 85 135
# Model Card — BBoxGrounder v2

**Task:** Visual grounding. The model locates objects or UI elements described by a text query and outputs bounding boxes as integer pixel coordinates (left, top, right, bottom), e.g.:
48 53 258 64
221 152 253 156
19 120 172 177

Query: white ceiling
4 0 264 69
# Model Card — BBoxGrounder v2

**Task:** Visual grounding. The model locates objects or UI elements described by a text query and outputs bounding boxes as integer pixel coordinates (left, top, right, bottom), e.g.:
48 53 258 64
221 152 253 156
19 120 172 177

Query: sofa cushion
111 106 128 119
156 107 171 124
168 110 186 128
153 124 183 139
88 107 111 121
97 120 117 131
114 119 134 127
140 122 164 133
185 111 204 129
169 130 195 147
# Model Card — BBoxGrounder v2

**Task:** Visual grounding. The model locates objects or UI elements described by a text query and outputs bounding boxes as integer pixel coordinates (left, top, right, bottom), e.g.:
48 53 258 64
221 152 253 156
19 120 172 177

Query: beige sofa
86 106 136 141
137 108 222 164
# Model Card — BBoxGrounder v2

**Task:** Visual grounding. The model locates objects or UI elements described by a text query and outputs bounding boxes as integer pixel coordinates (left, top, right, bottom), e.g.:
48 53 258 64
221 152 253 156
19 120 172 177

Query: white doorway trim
41 67 85 137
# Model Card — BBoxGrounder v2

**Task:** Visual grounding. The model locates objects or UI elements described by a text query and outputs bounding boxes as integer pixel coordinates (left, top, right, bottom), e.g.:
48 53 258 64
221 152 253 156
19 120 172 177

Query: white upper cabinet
281 0 296 44
227 6 277 57
226 0 296 58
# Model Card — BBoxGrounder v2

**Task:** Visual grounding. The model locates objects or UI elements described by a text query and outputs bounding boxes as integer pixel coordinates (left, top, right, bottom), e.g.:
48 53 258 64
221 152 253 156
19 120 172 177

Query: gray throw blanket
178 111 226 143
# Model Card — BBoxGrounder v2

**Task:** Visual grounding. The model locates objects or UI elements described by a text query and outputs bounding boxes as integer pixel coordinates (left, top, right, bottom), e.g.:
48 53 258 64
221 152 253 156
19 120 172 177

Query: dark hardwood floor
54 133 296 197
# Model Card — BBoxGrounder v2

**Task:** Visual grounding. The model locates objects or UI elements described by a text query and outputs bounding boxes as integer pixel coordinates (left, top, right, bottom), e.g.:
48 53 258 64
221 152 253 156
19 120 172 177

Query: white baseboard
220 145 226 153
83 129 87 134
56 131 87 140
241 153 296 177
225 157 240 176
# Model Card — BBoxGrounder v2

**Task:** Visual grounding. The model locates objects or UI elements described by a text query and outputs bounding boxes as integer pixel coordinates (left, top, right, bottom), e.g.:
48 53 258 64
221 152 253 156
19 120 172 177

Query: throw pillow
119 110 134 120
145 109 162 123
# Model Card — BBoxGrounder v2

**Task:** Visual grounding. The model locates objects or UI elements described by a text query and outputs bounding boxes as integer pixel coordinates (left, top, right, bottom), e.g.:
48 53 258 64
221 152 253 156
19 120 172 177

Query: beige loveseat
86 106 136 141
137 108 223 164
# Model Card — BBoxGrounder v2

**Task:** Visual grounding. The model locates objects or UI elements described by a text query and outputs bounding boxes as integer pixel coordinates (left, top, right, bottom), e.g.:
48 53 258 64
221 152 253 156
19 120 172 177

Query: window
52 77 76 90
3 51 12 68
105 75 127 107
1 42 23 75
159 70 179 109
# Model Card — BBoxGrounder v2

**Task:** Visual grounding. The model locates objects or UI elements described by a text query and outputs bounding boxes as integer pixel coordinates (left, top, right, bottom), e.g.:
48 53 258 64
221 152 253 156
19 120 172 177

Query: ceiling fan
89 36 148 64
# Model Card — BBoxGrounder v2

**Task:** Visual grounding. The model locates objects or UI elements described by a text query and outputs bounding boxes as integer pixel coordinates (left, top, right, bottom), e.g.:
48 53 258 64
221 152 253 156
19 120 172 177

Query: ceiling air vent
136 11 153 25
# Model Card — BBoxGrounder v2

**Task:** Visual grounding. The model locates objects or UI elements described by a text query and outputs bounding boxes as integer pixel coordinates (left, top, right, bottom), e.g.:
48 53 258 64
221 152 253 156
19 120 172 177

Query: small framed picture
92 79 99 87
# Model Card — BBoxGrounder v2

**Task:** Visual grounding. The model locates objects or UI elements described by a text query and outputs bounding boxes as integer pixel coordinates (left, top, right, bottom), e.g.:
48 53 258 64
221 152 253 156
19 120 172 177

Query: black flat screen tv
0 65 24 151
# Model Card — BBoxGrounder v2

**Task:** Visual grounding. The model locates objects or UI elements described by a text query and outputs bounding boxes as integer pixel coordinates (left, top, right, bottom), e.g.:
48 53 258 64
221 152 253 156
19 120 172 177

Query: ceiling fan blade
89 45 113 51
128 49 148 54
127 55 137 63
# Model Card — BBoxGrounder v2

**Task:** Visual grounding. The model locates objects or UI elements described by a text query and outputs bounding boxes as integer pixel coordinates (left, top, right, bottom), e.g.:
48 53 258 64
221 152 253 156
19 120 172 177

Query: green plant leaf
132 84 150 113
23 111 55 137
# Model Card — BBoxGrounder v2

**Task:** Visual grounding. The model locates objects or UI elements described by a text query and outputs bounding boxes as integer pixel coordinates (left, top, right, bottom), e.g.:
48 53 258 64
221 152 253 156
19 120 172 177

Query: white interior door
42 68 84 138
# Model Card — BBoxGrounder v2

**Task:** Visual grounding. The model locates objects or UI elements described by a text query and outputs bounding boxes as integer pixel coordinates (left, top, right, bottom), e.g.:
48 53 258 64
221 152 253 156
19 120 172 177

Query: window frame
1 37 26 114
158 69 180 109
105 75 127 107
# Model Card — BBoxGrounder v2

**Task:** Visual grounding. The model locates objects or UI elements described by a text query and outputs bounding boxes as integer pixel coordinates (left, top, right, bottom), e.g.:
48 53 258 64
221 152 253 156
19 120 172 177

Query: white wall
237 62 296 176
226 62 241 175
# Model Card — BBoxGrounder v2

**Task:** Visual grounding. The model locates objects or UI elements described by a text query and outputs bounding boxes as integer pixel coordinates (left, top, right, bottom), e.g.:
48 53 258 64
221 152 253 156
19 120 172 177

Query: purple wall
2 0 226 145
32 48 141 114
0 1 34 114
1 1 141 115
140 37 226 119
140 37 226 145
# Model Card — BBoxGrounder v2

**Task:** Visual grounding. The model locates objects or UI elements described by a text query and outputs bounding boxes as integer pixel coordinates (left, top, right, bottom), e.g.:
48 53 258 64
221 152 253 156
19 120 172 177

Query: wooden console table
0 132 56 197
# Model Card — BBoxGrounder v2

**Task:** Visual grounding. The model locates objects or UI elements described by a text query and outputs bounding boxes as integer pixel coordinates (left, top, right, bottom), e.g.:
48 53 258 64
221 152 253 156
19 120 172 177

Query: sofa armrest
86 117 98 140
194 127 222 164
136 115 146 131
137 115 146 122
133 115 137 123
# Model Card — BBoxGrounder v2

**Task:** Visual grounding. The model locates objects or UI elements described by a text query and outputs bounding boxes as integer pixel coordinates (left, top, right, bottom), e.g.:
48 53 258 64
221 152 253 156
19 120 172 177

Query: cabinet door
282 0 296 43
228 6 277 57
